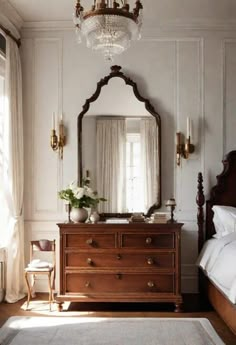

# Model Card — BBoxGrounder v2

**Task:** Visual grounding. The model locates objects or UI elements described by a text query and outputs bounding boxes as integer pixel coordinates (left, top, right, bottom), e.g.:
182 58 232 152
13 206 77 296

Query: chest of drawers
56 222 183 312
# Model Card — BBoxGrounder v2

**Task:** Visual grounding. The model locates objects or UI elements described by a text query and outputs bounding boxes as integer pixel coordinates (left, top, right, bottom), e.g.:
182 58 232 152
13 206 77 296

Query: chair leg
24 272 31 310
31 274 36 298
51 270 55 302
48 272 52 311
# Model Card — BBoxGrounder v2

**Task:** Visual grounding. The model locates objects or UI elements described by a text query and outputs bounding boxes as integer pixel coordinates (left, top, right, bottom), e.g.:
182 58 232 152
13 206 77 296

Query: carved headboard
197 150 236 252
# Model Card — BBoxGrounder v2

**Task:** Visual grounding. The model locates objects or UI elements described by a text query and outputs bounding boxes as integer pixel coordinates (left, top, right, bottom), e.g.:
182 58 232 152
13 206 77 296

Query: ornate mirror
77 66 161 217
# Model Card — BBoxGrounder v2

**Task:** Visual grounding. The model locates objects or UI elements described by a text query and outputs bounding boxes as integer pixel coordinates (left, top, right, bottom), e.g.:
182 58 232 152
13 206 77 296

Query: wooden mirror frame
77 65 162 218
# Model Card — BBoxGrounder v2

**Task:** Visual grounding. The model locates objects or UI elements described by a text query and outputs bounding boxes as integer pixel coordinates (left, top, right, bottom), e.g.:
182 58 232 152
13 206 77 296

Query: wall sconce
50 113 66 159
176 117 195 166
165 198 177 223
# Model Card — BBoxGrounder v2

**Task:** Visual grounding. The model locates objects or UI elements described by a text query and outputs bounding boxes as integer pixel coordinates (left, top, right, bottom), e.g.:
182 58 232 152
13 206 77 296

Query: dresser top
57 222 183 230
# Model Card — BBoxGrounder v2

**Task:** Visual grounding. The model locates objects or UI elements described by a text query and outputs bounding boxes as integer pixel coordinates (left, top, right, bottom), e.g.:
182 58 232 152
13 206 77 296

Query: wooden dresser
56 222 183 312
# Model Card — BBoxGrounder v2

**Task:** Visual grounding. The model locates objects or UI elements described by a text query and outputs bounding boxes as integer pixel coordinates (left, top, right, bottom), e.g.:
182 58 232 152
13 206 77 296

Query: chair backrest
30 239 56 267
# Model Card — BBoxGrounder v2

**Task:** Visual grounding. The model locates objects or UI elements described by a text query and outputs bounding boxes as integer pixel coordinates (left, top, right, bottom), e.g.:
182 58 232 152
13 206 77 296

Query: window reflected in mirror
126 131 141 212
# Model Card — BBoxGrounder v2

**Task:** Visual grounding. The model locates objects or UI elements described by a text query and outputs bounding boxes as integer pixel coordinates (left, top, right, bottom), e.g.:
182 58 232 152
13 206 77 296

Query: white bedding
197 232 236 304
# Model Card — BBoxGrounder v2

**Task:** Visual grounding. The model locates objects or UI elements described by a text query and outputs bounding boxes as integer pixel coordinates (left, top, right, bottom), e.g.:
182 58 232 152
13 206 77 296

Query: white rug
0 317 225 345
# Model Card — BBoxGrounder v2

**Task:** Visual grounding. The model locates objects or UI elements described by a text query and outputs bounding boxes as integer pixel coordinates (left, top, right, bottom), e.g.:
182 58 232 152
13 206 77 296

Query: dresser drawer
65 272 174 293
65 233 116 249
121 233 175 249
65 252 175 269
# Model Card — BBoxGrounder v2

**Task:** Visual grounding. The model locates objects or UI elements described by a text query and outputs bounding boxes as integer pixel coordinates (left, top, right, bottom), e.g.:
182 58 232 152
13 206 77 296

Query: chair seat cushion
25 259 53 271
25 266 53 272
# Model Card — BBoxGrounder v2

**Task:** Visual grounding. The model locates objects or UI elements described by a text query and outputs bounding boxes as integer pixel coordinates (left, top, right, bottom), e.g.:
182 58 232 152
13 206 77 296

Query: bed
196 150 236 335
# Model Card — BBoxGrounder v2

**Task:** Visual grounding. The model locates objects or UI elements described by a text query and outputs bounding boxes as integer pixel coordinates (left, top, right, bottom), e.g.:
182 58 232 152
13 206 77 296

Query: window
126 133 143 212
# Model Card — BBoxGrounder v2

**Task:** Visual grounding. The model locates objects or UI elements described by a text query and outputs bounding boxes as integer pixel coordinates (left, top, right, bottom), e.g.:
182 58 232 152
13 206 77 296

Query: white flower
74 187 85 199
84 186 96 199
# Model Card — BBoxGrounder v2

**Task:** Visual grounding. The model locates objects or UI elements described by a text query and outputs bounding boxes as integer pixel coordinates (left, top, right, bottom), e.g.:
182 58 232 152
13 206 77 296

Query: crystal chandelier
73 1 143 61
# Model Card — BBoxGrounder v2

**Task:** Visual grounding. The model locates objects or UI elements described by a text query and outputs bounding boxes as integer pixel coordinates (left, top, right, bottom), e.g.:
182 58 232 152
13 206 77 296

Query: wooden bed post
196 172 205 253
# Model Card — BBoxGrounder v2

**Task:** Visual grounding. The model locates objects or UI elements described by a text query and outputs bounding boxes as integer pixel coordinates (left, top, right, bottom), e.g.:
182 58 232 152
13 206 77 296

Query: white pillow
212 206 236 238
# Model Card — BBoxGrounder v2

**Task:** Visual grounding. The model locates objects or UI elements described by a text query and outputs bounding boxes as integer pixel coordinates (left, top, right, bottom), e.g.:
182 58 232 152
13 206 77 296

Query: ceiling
5 0 236 26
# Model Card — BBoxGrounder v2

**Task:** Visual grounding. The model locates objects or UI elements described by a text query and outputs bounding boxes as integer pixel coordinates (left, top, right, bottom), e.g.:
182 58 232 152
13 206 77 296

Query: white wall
20 4 236 293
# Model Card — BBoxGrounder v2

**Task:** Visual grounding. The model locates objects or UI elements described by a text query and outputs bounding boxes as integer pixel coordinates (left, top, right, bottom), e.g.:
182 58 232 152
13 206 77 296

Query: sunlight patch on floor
20 300 96 316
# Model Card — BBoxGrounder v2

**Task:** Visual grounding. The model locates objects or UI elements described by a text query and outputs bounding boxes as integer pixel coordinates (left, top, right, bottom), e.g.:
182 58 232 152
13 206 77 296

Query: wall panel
224 40 236 154
21 26 236 293
33 38 63 219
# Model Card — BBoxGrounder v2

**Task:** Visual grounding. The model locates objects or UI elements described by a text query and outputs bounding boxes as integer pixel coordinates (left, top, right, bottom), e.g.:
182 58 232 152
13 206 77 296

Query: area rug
0 317 225 345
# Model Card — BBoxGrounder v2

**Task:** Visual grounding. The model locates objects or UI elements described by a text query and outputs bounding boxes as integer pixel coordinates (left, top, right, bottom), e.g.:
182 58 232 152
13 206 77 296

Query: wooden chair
24 239 56 311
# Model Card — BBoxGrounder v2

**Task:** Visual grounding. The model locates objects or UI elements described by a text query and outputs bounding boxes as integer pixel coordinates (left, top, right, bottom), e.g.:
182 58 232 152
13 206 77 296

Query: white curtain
140 118 159 213
96 118 126 213
3 36 25 302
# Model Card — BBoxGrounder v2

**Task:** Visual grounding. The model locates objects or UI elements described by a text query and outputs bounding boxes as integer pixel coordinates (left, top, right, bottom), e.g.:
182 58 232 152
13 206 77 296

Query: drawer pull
85 281 90 288
86 238 94 245
147 257 154 265
147 281 155 288
116 273 122 280
117 254 122 260
87 258 93 265
146 237 152 244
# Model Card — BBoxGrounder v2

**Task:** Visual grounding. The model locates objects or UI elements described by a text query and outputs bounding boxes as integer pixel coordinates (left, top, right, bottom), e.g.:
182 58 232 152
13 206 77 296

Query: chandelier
73 1 143 61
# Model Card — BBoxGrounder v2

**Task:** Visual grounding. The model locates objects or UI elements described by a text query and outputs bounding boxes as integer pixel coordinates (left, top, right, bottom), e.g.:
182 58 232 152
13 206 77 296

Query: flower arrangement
58 177 106 209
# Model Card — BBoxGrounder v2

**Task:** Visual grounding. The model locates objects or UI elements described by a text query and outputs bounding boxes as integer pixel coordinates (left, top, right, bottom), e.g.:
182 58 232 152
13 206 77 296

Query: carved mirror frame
77 65 162 217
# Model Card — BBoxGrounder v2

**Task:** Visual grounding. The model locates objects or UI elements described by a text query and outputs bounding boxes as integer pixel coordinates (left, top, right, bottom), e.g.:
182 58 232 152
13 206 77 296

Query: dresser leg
56 302 63 312
174 303 183 313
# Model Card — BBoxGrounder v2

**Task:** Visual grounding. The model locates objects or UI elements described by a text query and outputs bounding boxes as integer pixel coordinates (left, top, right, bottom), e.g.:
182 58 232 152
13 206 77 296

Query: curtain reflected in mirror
96 118 126 213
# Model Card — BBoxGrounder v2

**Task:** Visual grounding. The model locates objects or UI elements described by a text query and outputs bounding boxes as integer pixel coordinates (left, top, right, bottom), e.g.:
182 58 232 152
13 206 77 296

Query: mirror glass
78 71 161 216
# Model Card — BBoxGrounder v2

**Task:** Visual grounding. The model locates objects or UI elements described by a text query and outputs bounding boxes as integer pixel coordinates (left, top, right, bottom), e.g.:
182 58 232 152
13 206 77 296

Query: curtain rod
0 24 21 47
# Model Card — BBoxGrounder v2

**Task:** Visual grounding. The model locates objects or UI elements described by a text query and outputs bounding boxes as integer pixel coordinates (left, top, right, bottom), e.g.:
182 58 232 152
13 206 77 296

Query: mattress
197 232 236 304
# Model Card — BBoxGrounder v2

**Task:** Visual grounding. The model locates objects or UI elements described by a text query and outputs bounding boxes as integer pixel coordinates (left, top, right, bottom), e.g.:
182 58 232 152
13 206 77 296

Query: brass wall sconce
50 113 66 159
166 198 176 223
176 117 195 166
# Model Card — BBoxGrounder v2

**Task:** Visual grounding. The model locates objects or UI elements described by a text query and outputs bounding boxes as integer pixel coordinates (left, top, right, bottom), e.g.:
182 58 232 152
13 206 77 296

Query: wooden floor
0 293 236 344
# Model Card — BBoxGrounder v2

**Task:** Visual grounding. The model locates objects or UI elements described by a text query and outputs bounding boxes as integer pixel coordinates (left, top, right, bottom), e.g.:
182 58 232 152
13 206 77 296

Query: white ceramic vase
90 210 100 224
70 207 88 223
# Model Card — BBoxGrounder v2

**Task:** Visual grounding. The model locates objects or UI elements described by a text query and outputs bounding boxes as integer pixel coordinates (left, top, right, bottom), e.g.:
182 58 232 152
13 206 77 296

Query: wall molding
175 38 204 213
222 39 236 155
32 37 64 218
21 19 236 33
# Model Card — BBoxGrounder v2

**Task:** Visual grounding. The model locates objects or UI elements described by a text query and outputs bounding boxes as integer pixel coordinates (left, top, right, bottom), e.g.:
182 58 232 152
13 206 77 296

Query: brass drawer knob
147 281 155 288
85 281 90 288
87 258 93 265
147 257 154 265
117 254 122 260
146 237 152 244
116 273 122 280
86 238 94 245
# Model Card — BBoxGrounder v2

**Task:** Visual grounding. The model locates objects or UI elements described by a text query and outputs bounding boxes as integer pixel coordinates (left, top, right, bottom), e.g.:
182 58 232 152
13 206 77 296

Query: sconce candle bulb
52 112 55 130
187 117 190 138
176 117 195 166
50 113 66 159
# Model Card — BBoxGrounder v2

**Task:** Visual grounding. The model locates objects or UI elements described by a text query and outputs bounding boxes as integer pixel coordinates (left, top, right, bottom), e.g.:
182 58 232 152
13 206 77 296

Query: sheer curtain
96 118 126 213
140 118 159 213
2 35 25 302
0 39 9 249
